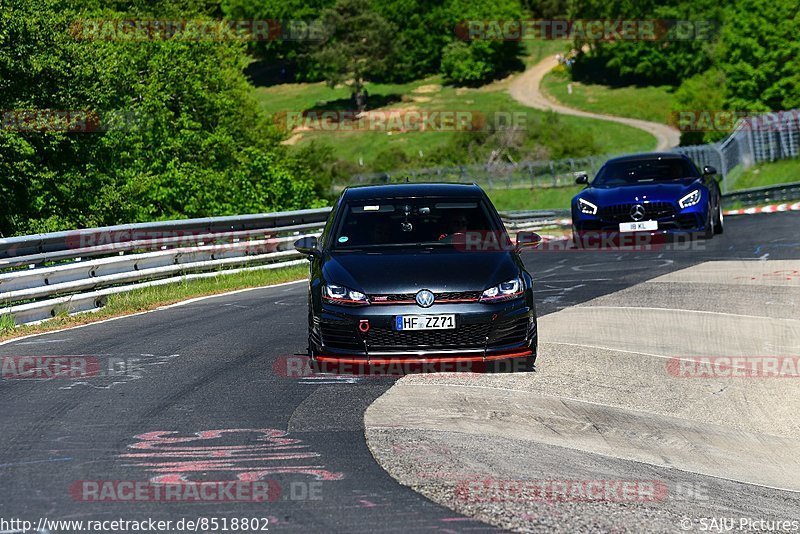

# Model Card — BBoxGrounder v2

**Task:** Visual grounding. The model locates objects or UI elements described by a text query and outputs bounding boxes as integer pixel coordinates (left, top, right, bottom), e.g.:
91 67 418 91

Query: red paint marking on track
121 429 345 485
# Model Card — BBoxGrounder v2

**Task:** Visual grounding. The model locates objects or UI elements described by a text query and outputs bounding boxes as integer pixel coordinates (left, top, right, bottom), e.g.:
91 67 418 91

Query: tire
308 333 319 358
493 332 537 373
490 355 535 373
572 228 583 249
307 296 320 358
714 197 724 234
703 202 715 239
518 354 537 372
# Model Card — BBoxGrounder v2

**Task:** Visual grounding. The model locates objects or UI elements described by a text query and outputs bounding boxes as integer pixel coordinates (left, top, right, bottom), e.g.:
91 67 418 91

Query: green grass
255 77 439 117
541 69 676 125
0 265 308 341
255 74 656 169
488 185 582 212
730 157 800 191
0 313 15 332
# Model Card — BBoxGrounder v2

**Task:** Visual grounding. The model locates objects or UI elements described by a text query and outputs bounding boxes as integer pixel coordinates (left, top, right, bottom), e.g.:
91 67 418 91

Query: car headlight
323 284 369 306
480 277 523 303
679 189 701 209
578 198 598 215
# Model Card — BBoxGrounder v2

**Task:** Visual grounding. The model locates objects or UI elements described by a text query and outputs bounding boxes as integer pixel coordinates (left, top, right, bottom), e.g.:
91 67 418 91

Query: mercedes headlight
480 277 523 303
679 189 701 209
323 284 369 306
578 198 598 215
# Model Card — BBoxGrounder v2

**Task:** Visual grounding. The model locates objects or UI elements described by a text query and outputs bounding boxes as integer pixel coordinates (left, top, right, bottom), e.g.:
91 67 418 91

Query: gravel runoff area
365 258 800 532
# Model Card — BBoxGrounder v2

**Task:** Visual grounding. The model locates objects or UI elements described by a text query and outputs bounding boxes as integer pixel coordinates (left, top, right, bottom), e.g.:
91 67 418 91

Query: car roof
341 182 486 200
603 152 692 164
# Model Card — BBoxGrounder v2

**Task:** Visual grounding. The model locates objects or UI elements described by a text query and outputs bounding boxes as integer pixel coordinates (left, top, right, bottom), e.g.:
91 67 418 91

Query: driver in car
438 212 469 240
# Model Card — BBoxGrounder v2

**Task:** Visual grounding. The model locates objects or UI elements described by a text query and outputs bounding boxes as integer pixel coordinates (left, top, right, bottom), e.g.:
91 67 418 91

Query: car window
333 198 498 249
593 158 699 186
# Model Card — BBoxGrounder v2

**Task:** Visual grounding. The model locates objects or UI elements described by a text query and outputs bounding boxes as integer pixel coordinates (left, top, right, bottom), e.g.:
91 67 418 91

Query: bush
671 69 728 145
567 0 799 113
440 41 495 86
0 0 324 236
225 0 525 86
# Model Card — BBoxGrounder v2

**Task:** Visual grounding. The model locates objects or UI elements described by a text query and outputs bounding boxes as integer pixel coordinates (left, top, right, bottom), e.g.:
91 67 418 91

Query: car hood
323 249 520 294
579 178 701 204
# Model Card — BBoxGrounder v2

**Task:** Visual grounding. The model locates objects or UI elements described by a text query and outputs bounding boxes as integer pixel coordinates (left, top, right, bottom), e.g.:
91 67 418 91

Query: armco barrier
0 207 566 327
2 181 796 329
0 208 332 262
721 182 800 207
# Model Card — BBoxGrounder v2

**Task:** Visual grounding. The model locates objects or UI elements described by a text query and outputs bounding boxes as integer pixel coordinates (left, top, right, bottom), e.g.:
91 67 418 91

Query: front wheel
714 198 724 234
572 227 583 249
703 202 715 239
307 296 320 358
490 355 536 373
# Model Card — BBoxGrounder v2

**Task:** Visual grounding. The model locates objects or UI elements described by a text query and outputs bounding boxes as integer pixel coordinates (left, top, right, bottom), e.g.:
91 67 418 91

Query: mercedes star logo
630 204 646 221
415 290 435 308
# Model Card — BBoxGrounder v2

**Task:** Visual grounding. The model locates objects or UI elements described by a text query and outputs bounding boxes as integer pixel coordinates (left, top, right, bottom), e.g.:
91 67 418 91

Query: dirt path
508 55 681 151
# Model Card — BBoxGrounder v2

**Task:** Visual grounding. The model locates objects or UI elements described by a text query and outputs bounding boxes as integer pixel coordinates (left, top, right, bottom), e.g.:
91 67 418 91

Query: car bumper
574 213 706 232
313 297 536 363
572 204 711 245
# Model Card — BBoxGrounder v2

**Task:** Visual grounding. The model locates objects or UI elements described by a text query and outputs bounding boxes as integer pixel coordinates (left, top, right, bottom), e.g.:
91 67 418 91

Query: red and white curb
725 202 800 216
518 206 797 231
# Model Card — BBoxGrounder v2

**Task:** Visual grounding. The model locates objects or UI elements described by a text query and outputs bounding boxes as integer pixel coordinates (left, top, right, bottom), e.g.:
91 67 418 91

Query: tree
440 0 524 86
312 0 397 112
717 0 800 111
221 0 334 82
0 0 324 236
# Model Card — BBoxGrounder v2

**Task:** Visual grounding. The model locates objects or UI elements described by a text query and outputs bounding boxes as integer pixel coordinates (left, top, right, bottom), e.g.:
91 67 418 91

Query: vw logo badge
630 204 646 221
415 290 435 308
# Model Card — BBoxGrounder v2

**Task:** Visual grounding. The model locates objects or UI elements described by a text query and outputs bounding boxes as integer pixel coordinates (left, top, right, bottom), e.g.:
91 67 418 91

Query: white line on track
541 340 799 376
13 338 72 345
571 305 796 321
541 341 699 364
366 418 800 495
535 278 613 283
0 279 307 347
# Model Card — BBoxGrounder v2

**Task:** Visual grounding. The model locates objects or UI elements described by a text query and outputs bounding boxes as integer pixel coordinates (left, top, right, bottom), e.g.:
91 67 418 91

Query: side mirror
575 172 589 185
294 236 321 257
703 165 717 176
516 231 542 249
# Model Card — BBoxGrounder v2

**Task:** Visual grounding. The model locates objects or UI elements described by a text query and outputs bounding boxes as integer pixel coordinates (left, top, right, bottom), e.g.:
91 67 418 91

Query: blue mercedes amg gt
571 153 723 245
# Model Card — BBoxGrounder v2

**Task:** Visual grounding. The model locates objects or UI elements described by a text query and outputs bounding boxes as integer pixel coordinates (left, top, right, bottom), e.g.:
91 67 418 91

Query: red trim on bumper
315 349 532 366
369 298 480 305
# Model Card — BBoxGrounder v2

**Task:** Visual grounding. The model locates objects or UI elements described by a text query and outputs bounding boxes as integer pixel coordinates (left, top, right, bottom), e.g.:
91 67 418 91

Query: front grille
599 202 676 222
319 320 361 350
369 291 481 304
321 315 532 353
676 213 702 229
489 316 529 347
366 323 490 349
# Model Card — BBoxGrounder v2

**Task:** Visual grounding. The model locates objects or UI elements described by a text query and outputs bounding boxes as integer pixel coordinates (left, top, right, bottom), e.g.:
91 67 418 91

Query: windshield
592 158 699 187
332 198 499 249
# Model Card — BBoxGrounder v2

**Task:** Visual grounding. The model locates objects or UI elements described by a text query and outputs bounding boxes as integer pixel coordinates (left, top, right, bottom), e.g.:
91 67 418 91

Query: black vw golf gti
294 183 540 371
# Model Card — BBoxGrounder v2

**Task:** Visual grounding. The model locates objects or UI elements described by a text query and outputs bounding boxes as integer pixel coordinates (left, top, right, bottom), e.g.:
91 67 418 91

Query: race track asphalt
0 211 797 533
